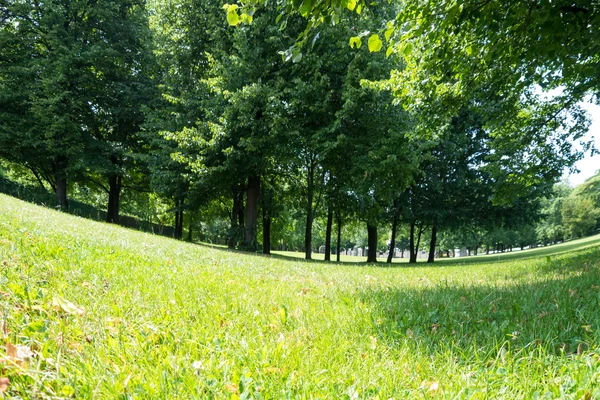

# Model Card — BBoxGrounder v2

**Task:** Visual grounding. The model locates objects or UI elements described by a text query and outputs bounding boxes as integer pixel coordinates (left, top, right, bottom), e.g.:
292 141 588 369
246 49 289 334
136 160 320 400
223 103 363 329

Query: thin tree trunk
174 198 184 240
106 175 122 224
336 214 342 263
387 214 399 264
305 164 315 260
228 186 242 249
174 201 180 239
367 224 378 263
409 221 417 263
187 213 193 242
427 218 437 263
324 207 333 261
262 204 271 255
244 175 260 251
29 167 48 192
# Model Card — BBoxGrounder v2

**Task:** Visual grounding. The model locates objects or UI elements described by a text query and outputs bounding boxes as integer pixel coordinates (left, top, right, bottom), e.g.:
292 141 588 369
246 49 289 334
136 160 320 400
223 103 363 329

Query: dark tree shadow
357 249 600 359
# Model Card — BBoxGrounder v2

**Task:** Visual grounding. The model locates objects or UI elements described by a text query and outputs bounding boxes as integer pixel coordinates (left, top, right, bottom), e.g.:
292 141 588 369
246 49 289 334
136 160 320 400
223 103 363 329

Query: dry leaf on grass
4 342 32 368
0 377 9 393
52 296 85 316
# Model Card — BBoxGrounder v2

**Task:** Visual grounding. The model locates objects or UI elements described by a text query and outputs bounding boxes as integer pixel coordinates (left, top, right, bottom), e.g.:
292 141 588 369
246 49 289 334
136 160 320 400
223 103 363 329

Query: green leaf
240 13 253 24
356 3 362 14
466 45 474 56
292 50 303 63
227 10 239 26
368 34 382 52
386 45 393 57
349 36 362 49
300 0 312 17
347 0 357 11
384 27 394 42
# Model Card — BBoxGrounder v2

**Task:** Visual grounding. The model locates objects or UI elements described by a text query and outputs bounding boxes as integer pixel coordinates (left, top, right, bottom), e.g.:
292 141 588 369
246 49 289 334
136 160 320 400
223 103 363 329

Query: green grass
1 193 600 398
268 234 600 265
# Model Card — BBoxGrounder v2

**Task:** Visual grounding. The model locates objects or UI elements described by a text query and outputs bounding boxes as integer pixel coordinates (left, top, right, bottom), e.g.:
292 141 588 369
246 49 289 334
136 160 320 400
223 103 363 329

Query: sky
562 101 600 186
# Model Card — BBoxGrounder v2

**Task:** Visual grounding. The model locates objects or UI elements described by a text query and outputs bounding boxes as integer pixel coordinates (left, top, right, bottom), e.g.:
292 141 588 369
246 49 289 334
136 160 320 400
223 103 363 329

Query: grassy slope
1 193 600 399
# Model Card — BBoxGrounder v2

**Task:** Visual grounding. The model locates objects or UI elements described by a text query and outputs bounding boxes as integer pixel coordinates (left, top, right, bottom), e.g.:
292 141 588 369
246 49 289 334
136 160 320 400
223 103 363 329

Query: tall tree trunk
262 204 271 255
53 156 68 210
336 214 342 263
367 224 378 263
228 186 242 249
387 214 399 264
55 177 68 210
177 210 184 239
427 218 437 263
174 202 180 239
304 165 315 260
187 213 193 242
244 175 260 251
238 189 245 228
106 175 122 224
409 221 417 263
324 208 333 261
174 198 184 240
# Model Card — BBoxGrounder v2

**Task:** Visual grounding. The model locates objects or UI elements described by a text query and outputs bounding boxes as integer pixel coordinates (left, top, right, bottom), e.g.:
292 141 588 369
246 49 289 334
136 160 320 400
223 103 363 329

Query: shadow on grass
358 249 600 360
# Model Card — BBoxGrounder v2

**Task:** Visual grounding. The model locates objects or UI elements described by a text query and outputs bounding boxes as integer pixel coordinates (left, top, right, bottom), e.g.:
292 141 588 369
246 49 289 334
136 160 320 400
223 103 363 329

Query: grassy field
268 233 600 265
1 193 600 398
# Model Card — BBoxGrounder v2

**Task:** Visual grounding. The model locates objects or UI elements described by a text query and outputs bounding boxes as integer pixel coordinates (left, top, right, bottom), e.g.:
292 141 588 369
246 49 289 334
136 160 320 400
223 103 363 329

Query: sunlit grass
1 193 600 398
269 233 600 265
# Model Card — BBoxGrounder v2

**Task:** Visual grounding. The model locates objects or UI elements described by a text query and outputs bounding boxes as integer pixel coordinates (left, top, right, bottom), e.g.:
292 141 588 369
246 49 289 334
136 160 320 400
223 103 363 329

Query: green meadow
1 193 600 399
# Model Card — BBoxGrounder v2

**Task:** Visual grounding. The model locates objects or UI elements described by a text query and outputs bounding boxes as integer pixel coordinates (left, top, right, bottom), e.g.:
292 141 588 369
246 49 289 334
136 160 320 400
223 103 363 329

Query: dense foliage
1 0 597 263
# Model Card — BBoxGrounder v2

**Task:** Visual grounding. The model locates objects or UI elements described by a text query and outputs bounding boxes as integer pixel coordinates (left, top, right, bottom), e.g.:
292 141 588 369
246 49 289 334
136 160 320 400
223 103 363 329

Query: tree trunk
244 175 260 251
228 186 243 249
237 189 245 228
409 221 417 263
187 213 193 242
367 224 378 263
55 176 68 210
106 175 122 224
262 204 271 255
177 210 184 239
174 203 180 239
387 214 399 264
174 198 184 240
304 166 315 260
427 218 437 263
336 214 342 263
324 208 333 261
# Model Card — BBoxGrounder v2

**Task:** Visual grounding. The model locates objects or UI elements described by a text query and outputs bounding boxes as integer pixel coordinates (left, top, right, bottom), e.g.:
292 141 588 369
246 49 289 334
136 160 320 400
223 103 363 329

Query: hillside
1 194 600 398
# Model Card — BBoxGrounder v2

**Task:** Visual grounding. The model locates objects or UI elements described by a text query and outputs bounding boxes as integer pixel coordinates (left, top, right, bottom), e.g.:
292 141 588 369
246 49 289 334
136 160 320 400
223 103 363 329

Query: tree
1 0 154 212
561 196 599 239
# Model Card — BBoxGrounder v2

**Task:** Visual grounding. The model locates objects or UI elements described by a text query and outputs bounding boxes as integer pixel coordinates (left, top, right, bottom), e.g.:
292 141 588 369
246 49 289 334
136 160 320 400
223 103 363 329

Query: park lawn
1 193 600 399
269 233 600 265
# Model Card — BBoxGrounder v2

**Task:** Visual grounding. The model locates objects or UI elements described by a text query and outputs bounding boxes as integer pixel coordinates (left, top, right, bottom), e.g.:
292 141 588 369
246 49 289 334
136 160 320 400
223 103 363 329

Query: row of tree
0 0 595 263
